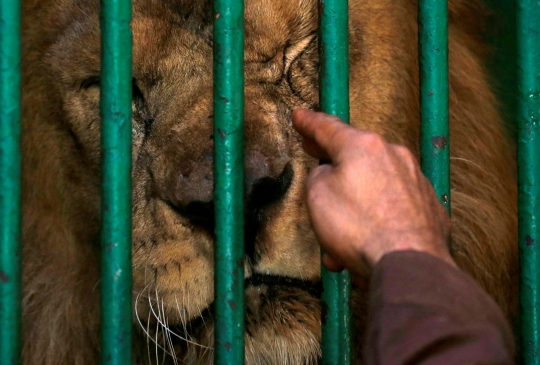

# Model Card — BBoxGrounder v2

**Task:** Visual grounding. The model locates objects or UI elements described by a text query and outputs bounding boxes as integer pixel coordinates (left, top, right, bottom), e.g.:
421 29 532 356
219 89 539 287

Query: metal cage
1 0 538 364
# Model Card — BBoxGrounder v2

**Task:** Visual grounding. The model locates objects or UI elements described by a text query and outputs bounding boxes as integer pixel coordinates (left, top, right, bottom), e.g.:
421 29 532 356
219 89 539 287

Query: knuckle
394 145 421 173
398 146 418 166
338 159 358 180
358 132 386 151
394 145 413 159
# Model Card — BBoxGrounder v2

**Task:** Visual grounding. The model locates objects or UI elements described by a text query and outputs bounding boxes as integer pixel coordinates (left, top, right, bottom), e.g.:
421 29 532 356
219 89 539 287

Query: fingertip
293 108 313 116
292 109 352 162
292 108 309 119
292 109 312 128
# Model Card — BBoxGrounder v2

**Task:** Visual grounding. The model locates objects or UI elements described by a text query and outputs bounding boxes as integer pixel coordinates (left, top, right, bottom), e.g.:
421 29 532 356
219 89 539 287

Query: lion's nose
243 162 293 260
167 153 293 245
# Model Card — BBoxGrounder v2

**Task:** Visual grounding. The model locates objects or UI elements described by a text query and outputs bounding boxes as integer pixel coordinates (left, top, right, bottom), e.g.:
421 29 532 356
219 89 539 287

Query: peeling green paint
419 0 450 213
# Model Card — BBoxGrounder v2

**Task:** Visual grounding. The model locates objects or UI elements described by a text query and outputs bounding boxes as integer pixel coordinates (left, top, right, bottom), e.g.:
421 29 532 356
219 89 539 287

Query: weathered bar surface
517 0 540 363
418 0 451 213
318 0 351 364
99 0 133 362
213 0 245 364
0 0 22 363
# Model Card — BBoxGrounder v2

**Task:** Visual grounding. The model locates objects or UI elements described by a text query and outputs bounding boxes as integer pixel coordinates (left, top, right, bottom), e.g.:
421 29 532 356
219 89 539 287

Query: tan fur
21 0 517 364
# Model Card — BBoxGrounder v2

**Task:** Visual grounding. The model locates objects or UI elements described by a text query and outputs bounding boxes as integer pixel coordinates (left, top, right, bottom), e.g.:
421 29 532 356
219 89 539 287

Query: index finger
292 109 356 162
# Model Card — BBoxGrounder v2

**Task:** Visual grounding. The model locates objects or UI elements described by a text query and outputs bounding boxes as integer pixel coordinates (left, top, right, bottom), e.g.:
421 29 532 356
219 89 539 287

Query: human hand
292 109 454 273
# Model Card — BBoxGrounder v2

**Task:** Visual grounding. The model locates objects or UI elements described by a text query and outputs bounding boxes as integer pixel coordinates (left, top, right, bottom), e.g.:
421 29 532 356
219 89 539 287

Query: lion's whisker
155 289 167 365
185 289 194 342
175 293 208 350
146 307 152 365
175 295 190 340
155 290 163 365
136 285 152 365
160 298 176 365
162 300 179 365
136 284 157 365
196 301 209 333
146 289 212 350
133 289 175 360
155 312 160 365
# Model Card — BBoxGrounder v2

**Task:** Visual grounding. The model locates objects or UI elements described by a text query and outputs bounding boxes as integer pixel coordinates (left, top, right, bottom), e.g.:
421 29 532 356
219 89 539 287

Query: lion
20 0 517 363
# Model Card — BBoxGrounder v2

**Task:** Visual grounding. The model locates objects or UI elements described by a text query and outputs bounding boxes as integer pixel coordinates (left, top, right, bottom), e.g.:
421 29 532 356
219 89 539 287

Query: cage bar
418 0 451 213
0 0 22 363
213 0 245 364
517 0 540 363
99 0 133 362
318 0 352 364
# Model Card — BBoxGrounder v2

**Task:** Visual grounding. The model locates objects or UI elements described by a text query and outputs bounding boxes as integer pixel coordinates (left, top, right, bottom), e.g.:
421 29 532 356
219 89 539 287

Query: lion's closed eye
79 75 100 90
78 76 155 136
283 34 316 74
285 35 319 102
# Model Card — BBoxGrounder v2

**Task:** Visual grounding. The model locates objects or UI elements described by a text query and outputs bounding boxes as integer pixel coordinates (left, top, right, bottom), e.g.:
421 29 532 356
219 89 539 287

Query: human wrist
364 237 455 267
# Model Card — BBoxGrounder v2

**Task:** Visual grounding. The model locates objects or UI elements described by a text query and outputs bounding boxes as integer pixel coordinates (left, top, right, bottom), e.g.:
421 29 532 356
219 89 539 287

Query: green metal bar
318 0 351 364
0 0 22 363
99 0 133 362
517 1 540 363
418 0 450 213
213 0 245 364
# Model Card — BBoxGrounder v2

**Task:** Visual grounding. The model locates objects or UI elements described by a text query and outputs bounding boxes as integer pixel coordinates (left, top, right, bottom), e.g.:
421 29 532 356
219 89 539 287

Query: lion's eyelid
79 75 100 90
283 34 316 73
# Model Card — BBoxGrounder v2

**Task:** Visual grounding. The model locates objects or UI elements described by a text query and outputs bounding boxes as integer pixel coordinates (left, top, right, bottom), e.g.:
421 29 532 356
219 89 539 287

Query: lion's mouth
175 274 321 337
245 273 322 298
243 274 322 325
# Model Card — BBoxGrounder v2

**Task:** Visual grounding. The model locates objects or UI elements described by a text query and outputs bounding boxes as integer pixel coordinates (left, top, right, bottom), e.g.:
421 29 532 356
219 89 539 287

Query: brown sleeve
363 251 515 365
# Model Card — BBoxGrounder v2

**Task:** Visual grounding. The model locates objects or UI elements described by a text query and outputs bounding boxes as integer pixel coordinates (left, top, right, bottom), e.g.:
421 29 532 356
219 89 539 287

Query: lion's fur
21 0 517 364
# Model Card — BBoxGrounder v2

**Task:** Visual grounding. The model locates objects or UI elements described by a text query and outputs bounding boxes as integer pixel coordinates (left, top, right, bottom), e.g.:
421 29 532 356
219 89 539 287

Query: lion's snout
163 151 294 247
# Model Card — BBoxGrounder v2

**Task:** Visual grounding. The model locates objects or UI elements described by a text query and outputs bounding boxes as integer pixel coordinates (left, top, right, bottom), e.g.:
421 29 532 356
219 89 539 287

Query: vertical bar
318 0 351 364
213 0 245 364
0 0 22 363
99 0 133 362
517 1 540 363
418 0 451 213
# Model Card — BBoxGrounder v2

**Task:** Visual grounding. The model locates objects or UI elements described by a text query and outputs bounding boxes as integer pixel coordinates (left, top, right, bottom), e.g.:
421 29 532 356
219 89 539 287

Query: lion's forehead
51 0 319 76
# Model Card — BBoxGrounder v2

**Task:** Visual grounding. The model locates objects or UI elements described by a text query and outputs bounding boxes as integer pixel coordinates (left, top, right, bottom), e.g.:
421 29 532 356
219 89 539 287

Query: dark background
483 0 517 138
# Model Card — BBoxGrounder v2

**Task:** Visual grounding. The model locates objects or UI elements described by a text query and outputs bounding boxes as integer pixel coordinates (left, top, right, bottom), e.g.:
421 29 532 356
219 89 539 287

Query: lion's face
21 0 520 363
44 0 327 362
